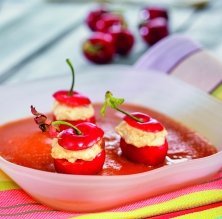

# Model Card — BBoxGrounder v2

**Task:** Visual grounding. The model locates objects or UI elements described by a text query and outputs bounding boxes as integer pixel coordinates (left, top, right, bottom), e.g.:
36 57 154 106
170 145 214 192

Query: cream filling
53 101 94 120
51 139 102 163
115 121 167 147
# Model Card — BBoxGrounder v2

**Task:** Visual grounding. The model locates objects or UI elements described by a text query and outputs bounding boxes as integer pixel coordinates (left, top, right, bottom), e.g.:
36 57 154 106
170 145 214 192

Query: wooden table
1 0 222 85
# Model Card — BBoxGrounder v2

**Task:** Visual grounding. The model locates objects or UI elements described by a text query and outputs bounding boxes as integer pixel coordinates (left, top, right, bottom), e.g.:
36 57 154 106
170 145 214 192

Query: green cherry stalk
66 58 75 96
100 91 143 123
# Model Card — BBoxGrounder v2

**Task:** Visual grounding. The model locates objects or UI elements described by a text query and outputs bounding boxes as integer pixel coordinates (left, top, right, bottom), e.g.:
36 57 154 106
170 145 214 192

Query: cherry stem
66 59 75 96
114 106 142 123
52 121 82 135
101 91 143 123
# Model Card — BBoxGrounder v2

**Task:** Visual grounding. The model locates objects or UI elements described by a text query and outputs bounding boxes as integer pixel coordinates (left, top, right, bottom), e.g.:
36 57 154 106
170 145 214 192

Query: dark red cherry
124 112 164 132
54 149 105 175
95 13 124 32
58 122 104 150
140 6 168 21
86 8 108 31
120 138 168 166
110 27 135 56
82 32 115 64
139 17 169 46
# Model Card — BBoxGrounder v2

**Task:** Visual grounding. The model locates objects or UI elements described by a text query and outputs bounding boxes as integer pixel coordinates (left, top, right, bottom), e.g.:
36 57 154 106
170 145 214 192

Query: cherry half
58 122 104 150
123 112 164 132
120 138 168 166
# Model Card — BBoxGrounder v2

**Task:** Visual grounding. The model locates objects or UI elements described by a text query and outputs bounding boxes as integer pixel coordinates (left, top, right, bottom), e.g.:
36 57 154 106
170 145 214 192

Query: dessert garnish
52 59 95 127
31 106 105 175
101 91 168 166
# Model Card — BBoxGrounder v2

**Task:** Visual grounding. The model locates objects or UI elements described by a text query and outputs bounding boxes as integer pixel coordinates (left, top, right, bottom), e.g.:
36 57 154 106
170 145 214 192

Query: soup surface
0 104 217 175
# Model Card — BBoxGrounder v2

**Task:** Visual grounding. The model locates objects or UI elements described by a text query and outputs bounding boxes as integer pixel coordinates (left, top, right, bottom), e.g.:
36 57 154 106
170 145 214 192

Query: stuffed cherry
31 106 105 175
101 91 168 166
52 59 95 128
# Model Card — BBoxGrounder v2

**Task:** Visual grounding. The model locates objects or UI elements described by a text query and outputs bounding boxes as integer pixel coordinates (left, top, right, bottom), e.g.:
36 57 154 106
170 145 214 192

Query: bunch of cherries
83 7 135 64
82 6 169 64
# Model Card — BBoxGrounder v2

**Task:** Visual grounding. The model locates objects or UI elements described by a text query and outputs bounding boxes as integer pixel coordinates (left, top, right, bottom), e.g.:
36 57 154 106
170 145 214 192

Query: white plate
0 65 222 212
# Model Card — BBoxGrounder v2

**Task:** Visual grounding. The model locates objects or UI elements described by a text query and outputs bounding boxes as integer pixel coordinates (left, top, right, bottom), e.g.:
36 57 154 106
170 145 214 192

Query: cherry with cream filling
101 91 168 166
31 106 105 175
52 59 95 128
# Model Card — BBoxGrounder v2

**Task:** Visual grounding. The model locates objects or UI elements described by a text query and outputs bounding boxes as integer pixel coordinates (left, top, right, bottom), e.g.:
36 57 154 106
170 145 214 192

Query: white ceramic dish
0 65 222 212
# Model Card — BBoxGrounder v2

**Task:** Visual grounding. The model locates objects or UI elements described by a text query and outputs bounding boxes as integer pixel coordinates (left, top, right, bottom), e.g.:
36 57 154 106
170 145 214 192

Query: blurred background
0 0 222 85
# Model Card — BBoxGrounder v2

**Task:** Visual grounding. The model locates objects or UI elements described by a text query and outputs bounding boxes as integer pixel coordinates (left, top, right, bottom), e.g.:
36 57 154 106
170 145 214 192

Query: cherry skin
139 17 169 46
120 138 168 166
54 150 105 175
86 8 108 31
140 6 169 21
110 27 135 56
124 112 164 132
53 90 91 107
95 13 124 33
121 112 168 166
58 122 104 150
54 122 105 175
82 32 115 64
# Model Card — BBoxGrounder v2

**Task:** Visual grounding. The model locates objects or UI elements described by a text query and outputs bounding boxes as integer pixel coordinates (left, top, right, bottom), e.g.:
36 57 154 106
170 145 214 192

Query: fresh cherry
82 32 115 64
86 8 108 31
140 6 169 21
123 112 164 132
95 13 125 33
110 27 135 56
54 150 105 175
58 123 104 150
139 17 169 46
120 138 168 166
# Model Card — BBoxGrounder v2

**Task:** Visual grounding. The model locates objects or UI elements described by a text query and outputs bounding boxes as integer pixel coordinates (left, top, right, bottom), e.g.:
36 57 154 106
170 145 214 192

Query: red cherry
95 13 124 32
86 8 108 31
139 17 169 46
54 149 105 175
110 27 135 56
58 122 104 150
140 6 169 21
53 90 91 107
124 112 164 132
120 138 168 166
82 32 115 64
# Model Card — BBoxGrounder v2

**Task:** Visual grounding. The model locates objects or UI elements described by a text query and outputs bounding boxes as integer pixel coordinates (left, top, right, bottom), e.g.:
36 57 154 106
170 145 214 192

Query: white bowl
0 65 222 212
